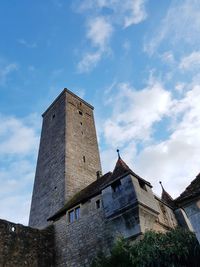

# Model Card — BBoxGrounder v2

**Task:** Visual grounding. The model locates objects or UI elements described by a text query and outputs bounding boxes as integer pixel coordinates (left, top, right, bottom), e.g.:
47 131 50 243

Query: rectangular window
69 210 75 223
96 199 101 209
68 206 80 223
112 180 122 193
75 207 80 220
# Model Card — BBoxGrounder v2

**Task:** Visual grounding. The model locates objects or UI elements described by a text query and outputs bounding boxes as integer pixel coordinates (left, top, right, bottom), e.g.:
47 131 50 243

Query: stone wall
29 89 102 229
29 90 66 228
0 219 55 267
54 202 112 267
183 198 200 243
65 91 102 201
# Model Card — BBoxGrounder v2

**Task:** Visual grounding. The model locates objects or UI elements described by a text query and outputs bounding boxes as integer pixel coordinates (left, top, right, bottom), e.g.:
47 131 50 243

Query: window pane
69 210 74 223
75 207 80 220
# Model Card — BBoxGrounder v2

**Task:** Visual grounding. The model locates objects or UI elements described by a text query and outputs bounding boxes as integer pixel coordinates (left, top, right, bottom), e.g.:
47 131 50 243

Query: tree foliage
91 228 200 267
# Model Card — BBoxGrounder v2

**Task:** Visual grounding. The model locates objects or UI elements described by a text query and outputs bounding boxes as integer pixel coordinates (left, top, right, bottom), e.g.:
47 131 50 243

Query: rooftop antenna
159 181 164 190
116 149 121 159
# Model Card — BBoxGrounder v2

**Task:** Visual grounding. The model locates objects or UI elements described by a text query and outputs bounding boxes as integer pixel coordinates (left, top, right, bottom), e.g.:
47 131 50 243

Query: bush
91 228 200 267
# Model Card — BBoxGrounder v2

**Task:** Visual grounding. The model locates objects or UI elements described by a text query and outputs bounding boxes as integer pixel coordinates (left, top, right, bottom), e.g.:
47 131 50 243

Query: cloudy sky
0 0 200 225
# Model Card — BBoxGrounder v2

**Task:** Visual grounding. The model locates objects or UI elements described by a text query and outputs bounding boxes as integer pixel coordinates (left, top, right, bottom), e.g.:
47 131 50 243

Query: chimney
96 170 102 179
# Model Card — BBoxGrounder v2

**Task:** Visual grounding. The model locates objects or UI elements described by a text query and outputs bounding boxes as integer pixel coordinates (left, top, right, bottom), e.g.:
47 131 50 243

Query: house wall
183 198 200 243
102 175 142 239
174 208 193 230
54 195 112 267
131 176 159 215
53 174 180 266
102 175 137 218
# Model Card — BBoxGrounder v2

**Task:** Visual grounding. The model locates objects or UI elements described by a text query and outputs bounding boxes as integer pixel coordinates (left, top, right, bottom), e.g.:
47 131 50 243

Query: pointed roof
176 173 200 205
111 157 131 180
159 181 175 208
48 156 152 221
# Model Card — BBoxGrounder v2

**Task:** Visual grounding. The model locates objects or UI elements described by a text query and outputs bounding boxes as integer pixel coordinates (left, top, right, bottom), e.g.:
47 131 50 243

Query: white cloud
145 0 200 54
76 0 148 72
136 86 200 197
122 0 147 27
0 114 39 156
78 51 101 73
78 16 113 73
0 194 31 225
77 0 147 28
87 16 113 49
0 63 18 85
0 114 40 224
17 38 37 48
179 51 200 70
103 81 171 147
100 78 200 199
175 82 185 93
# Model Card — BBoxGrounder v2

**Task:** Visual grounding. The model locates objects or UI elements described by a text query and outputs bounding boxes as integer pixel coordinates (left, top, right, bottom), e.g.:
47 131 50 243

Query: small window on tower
79 111 83 115
52 114 55 119
83 156 86 162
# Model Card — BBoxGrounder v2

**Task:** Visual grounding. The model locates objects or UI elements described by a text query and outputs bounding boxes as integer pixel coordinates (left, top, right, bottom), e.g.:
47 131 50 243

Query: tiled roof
48 171 112 221
159 181 175 208
48 157 152 221
161 190 175 208
176 173 200 205
110 157 152 187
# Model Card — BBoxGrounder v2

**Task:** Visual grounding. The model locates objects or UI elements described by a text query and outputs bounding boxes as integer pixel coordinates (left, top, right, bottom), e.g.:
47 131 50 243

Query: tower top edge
42 88 94 117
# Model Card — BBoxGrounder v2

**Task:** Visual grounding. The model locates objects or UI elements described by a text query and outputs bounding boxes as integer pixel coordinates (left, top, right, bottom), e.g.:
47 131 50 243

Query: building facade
0 89 198 267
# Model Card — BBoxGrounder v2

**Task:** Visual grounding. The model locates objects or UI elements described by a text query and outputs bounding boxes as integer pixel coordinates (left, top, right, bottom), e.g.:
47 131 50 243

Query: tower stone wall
29 89 102 228
65 92 102 200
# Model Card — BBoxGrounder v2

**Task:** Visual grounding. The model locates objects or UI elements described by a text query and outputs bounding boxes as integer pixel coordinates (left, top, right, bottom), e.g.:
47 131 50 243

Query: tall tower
29 89 102 228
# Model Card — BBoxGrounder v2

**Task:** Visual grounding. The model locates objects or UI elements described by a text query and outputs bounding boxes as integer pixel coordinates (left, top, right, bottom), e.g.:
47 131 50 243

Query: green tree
91 228 200 267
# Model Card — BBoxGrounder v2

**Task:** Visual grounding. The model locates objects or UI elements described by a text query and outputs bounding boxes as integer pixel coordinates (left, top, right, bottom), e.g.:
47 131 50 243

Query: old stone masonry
0 88 200 267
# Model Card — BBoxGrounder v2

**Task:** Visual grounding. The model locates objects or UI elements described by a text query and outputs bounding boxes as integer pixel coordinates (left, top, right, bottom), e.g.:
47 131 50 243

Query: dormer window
112 180 122 193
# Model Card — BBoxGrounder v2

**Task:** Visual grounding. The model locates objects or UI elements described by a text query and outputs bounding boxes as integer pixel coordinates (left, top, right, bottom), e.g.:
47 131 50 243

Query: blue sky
1 0 200 225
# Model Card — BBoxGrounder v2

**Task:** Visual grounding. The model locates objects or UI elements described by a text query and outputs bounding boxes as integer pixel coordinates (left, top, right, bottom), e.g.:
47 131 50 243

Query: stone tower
29 89 102 228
